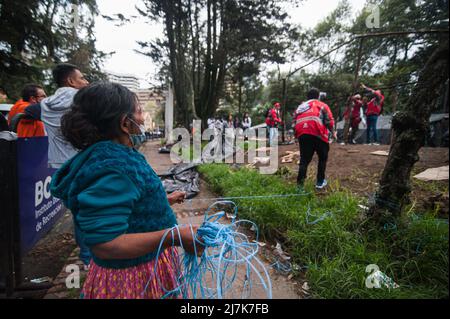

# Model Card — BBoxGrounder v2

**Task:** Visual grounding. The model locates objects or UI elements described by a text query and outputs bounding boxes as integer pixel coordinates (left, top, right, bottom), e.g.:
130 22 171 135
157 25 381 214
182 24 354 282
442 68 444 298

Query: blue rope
143 201 272 299
305 204 334 225
187 191 311 202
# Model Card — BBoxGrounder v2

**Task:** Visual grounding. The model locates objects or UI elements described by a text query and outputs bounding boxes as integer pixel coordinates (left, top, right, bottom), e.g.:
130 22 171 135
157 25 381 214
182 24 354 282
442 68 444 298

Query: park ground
16 139 448 299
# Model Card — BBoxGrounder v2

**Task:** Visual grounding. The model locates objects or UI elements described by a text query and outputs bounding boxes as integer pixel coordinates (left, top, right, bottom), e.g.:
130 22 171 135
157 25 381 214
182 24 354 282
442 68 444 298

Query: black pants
297 134 330 185
349 124 359 143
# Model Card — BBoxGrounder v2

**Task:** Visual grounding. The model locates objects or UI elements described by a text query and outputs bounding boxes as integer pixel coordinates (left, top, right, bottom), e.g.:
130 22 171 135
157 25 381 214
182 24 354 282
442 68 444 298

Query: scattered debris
301 282 310 292
370 150 389 157
273 242 291 261
367 270 400 289
358 204 369 211
158 146 171 154
253 157 271 165
281 151 300 164
30 277 52 284
160 163 200 199
413 166 449 181
252 240 266 247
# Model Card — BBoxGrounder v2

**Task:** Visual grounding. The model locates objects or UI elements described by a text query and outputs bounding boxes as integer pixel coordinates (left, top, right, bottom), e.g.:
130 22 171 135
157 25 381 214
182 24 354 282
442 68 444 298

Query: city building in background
106 71 140 91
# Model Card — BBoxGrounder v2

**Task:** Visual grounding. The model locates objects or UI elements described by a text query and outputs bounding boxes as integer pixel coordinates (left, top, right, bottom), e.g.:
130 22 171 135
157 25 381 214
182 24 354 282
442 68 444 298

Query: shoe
83 264 90 271
372 143 380 146
315 179 328 189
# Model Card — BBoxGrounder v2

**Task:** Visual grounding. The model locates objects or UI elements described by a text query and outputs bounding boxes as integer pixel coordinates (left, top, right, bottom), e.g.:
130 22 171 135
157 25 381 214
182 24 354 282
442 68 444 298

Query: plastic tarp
413 166 449 181
159 163 200 199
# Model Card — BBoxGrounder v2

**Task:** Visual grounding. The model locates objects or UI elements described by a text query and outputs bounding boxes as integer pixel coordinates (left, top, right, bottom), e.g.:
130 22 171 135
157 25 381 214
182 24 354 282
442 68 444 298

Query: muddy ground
276 142 449 217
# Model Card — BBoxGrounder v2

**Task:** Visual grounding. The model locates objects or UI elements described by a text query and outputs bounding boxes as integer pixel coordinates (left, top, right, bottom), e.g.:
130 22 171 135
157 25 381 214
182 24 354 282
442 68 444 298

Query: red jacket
294 99 335 144
366 91 384 116
265 108 282 127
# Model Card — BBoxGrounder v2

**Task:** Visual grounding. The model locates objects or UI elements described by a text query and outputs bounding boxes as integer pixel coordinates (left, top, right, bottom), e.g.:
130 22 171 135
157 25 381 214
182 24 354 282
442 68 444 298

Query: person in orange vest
361 83 384 145
294 88 336 189
265 102 282 146
8 84 47 137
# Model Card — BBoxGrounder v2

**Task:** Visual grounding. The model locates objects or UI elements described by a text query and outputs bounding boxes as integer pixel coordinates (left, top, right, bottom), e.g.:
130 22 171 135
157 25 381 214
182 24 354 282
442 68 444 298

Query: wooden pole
281 78 287 143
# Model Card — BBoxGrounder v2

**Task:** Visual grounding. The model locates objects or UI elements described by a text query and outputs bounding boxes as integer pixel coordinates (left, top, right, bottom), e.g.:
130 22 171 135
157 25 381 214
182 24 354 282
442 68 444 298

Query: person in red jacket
294 88 336 189
362 83 384 145
8 84 47 137
265 102 282 146
349 94 363 144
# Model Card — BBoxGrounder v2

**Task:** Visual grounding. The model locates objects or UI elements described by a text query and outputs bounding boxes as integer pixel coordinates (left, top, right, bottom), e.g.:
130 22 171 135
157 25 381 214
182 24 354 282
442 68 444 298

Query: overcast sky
94 0 368 88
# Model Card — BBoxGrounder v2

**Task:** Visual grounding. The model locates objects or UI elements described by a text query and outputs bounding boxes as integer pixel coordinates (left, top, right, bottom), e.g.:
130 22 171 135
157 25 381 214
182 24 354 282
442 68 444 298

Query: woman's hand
176 225 204 257
167 191 187 205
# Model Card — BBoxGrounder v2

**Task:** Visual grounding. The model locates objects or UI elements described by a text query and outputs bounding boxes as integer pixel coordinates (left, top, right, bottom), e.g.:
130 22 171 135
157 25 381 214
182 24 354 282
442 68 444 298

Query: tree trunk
369 39 449 221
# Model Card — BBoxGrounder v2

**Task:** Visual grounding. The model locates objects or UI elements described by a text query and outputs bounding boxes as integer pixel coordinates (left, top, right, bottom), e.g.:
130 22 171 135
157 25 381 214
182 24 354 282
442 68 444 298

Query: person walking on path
51 82 203 299
362 83 384 145
294 88 336 189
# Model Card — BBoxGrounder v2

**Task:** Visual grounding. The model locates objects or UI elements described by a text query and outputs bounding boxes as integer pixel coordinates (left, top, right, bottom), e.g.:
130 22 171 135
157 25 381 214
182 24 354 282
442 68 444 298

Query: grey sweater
40 87 78 168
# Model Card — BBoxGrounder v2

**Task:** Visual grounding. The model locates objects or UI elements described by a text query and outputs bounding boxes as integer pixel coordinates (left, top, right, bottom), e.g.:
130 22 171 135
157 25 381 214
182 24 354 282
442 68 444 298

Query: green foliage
198 164 449 298
0 0 107 100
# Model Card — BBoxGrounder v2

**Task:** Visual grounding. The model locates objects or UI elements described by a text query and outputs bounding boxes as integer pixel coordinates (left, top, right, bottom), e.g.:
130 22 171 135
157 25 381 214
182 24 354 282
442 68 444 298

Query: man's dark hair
0 86 7 95
22 84 43 102
61 82 138 150
52 63 79 88
307 88 320 100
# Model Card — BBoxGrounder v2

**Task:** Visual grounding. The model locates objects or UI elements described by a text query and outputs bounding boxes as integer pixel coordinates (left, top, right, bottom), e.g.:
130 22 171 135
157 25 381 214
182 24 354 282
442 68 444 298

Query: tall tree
0 0 107 99
137 0 297 127
369 37 448 220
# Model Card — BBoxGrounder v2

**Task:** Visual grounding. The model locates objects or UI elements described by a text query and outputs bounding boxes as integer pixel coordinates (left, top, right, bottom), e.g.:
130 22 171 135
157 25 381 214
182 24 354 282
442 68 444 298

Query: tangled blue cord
143 201 272 299
305 204 334 225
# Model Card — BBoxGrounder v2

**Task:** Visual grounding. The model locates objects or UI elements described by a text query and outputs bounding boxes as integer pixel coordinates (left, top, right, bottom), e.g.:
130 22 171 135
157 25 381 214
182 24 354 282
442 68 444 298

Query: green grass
198 164 449 299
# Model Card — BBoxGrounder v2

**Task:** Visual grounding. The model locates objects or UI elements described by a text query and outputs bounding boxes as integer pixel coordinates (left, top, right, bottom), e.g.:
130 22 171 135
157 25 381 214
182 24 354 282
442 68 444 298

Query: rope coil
143 201 272 299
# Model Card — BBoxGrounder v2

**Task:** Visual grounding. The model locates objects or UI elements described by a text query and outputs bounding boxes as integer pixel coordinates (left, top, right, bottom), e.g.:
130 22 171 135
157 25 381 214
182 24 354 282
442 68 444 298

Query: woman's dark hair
61 82 138 150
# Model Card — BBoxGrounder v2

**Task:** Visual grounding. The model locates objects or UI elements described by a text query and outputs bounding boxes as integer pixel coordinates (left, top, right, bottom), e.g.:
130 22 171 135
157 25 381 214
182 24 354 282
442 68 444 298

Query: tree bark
369 39 449 220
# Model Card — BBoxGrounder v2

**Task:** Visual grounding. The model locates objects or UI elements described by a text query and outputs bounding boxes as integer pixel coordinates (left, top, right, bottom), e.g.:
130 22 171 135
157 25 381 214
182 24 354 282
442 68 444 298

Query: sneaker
372 142 380 146
315 179 328 189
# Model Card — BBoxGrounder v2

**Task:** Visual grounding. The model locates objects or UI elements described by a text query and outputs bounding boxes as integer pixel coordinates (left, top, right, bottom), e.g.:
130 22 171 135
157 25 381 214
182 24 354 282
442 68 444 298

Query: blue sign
16 137 65 256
